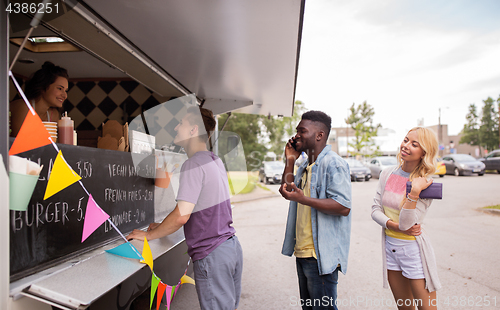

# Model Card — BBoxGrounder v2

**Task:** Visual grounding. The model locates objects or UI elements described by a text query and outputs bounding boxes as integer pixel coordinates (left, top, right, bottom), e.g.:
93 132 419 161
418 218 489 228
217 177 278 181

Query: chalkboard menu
10 143 155 281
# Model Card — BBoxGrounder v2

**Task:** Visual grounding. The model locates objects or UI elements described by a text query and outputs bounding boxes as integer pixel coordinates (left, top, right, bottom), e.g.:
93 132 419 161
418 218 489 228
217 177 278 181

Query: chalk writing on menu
11 161 153 232
10 144 155 280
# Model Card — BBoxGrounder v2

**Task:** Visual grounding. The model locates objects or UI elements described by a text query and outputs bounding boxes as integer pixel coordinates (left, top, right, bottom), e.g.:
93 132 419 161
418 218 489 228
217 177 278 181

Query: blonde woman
371 127 441 310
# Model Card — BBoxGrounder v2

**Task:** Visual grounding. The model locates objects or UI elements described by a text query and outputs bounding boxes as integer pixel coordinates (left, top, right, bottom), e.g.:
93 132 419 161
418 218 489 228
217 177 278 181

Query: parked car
367 156 398 179
442 154 485 176
479 149 500 173
259 161 285 184
434 157 446 177
346 158 371 181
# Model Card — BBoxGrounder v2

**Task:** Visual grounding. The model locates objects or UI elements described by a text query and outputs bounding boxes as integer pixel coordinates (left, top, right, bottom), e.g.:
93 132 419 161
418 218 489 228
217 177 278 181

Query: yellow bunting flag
141 237 154 271
44 150 82 200
180 274 195 285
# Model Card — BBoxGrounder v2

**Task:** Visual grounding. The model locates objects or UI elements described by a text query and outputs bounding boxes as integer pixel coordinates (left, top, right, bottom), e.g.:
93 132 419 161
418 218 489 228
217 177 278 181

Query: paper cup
9 172 39 211
9 155 29 174
43 122 57 129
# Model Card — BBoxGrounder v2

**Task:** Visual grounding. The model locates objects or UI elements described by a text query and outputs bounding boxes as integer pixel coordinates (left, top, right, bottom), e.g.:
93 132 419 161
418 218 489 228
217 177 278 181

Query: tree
217 100 307 171
479 97 499 152
261 100 306 159
344 101 381 157
498 94 500 149
461 97 500 155
459 103 481 152
218 113 267 171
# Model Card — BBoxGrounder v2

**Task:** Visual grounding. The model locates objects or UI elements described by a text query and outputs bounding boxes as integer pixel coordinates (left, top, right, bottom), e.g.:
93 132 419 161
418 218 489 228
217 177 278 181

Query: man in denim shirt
279 111 352 310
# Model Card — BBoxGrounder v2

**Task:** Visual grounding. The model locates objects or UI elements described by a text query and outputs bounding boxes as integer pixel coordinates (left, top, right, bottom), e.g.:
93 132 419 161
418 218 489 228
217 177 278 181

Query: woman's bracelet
407 193 419 200
406 194 418 203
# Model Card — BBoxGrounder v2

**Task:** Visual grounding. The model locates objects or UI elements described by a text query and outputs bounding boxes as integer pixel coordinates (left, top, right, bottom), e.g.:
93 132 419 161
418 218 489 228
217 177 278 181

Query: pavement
230 183 280 204
171 174 500 310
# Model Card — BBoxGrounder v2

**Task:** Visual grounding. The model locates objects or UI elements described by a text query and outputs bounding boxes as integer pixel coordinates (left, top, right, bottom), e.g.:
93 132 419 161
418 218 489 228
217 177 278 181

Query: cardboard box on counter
97 120 129 152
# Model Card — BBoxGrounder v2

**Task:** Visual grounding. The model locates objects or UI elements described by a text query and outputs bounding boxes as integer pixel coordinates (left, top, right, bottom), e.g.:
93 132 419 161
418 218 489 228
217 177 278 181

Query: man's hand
126 229 148 241
284 137 300 161
147 223 160 231
279 182 304 203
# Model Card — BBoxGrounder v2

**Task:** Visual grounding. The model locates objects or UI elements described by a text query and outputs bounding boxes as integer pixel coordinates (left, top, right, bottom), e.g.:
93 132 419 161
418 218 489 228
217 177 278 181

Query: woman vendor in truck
10 61 69 136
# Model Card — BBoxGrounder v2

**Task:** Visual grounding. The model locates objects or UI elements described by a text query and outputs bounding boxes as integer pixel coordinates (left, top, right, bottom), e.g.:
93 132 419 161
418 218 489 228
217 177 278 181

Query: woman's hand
402 223 421 236
386 221 421 236
410 177 433 196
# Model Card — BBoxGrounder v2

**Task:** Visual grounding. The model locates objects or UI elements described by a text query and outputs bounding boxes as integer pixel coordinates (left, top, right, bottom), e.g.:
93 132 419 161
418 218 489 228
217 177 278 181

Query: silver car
367 156 398 179
442 154 485 176
259 161 285 184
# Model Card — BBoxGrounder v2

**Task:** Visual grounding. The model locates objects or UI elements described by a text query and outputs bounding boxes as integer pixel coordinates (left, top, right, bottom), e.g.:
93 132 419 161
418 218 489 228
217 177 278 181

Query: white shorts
385 236 425 280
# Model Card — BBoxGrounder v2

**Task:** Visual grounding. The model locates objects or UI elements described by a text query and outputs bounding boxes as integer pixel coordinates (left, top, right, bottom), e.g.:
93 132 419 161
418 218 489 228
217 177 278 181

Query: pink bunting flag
81 194 110 242
156 282 167 310
165 285 173 310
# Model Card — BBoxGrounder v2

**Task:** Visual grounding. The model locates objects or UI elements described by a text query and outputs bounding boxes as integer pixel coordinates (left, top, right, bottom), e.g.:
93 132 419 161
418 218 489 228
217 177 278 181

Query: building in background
329 124 483 159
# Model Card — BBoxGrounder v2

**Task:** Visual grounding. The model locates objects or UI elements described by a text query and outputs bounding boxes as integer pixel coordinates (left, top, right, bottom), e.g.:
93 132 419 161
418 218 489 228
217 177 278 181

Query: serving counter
9 142 189 309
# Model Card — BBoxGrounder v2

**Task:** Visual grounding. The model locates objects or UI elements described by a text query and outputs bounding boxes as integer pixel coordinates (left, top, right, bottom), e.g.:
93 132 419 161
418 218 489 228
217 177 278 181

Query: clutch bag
406 181 442 199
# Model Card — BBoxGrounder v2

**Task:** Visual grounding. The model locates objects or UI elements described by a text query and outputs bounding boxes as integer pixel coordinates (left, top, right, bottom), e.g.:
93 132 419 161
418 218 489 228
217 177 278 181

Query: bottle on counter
58 112 74 145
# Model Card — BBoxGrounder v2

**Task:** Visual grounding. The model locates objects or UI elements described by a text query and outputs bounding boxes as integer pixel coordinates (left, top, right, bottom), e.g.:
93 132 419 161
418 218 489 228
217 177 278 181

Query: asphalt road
171 172 500 309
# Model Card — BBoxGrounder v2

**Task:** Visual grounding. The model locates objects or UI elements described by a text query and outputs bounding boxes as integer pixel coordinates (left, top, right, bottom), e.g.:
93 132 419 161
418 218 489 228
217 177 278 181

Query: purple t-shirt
176 151 235 261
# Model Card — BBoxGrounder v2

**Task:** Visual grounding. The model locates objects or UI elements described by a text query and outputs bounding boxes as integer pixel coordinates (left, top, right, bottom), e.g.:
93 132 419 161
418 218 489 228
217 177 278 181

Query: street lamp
438 107 449 157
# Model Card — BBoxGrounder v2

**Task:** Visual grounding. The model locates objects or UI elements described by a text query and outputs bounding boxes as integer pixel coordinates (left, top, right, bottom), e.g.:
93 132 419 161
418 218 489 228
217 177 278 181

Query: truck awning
9 0 305 116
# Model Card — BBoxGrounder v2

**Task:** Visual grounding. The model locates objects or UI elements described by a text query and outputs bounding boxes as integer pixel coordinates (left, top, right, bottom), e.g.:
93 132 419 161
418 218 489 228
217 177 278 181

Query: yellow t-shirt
294 162 317 258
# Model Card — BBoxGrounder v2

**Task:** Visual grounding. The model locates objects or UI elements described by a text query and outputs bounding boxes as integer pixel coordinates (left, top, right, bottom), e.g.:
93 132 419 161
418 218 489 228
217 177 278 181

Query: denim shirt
281 145 352 275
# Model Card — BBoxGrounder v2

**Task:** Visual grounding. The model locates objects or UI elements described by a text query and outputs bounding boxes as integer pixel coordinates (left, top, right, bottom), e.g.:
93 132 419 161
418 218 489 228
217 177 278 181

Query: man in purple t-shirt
127 107 243 310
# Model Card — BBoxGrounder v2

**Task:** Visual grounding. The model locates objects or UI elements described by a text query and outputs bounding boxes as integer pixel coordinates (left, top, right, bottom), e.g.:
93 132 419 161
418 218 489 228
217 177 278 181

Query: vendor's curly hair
24 61 68 100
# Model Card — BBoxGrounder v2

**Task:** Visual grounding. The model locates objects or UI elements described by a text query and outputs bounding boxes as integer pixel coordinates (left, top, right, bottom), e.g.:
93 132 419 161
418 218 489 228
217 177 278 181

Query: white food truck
0 0 304 309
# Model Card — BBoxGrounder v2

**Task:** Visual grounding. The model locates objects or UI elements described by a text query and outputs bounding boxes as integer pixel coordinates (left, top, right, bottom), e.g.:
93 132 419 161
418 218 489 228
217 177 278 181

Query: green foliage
217 101 305 171
461 97 499 153
261 100 306 160
460 104 481 146
344 101 381 157
227 173 258 195
480 97 499 151
218 112 267 171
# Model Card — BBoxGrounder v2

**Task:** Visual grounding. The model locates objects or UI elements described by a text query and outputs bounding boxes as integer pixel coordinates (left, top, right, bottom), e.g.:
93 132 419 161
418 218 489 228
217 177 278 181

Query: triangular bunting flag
9 111 52 156
105 242 143 260
180 274 195 285
140 237 154 271
44 150 82 200
81 195 110 242
165 285 173 310
156 282 167 310
150 273 161 310
171 285 178 300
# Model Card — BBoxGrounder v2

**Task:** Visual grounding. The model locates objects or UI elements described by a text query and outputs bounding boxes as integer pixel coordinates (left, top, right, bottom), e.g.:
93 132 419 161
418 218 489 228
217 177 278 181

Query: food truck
0 0 304 309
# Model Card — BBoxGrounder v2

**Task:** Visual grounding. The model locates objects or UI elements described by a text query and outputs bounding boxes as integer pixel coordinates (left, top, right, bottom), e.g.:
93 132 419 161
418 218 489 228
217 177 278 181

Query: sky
294 0 500 137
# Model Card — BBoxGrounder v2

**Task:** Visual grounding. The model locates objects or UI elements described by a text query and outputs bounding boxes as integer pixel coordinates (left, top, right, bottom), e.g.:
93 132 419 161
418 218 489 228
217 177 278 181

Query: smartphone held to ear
290 137 298 151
